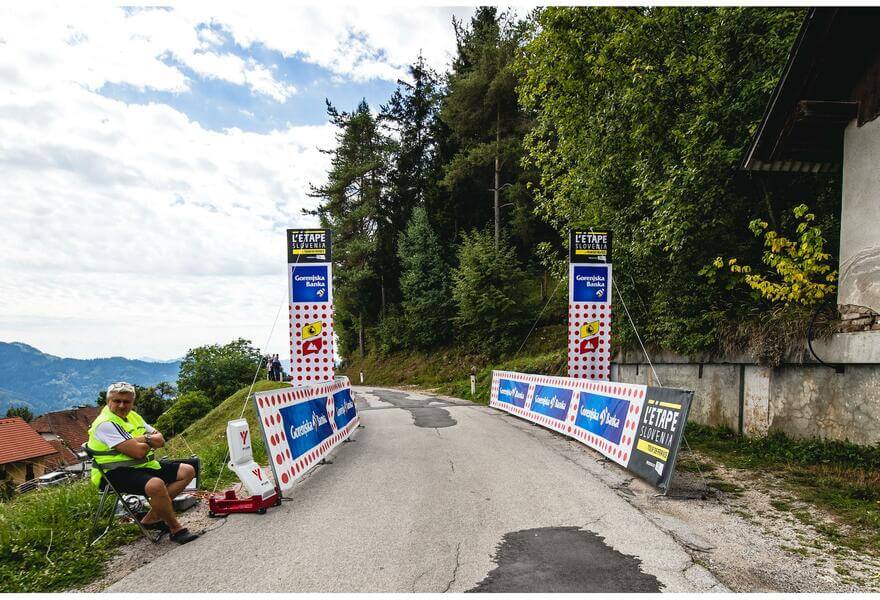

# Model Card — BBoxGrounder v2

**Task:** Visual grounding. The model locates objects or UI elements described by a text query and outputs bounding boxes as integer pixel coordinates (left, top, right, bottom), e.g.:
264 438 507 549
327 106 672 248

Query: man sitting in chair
87 381 199 544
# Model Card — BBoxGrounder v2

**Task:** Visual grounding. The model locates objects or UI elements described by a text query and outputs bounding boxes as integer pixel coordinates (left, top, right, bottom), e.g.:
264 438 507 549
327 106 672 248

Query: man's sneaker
141 520 171 533
169 527 199 544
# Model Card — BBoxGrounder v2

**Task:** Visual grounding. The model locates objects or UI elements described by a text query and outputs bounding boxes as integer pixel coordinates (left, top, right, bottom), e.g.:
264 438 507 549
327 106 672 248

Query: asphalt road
108 386 725 593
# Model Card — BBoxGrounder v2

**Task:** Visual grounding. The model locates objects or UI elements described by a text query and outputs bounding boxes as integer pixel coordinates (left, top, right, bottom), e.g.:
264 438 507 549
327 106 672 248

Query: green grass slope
160 379 290 490
0 481 139 592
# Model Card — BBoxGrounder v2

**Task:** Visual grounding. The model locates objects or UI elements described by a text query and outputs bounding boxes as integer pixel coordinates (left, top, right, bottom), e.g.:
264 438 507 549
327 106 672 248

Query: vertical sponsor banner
253 377 358 494
626 386 693 490
490 370 692 492
287 229 335 384
569 230 612 381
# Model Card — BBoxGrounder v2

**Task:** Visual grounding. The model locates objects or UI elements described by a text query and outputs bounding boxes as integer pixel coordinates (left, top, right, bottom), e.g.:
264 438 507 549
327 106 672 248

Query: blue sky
0 5 482 360
97 27 400 133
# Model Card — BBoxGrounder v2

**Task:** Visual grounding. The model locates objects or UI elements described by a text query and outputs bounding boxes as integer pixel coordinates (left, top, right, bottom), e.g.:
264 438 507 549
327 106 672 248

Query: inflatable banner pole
287 229 335 385
568 229 612 381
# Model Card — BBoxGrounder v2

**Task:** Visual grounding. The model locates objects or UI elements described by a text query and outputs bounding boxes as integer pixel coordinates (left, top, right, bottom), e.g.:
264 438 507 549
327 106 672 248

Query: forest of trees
310 7 841 364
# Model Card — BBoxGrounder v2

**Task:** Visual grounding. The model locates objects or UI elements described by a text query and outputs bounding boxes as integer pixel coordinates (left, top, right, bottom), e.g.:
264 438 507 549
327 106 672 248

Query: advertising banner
489 370 692 491
252 377 358 494
288 228 335 384
287 229 332 263
497 377 529 408
569 229 612 381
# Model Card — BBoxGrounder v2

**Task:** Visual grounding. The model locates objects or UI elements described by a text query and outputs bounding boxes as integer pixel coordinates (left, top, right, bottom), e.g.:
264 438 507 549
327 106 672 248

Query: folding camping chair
82 445 161 546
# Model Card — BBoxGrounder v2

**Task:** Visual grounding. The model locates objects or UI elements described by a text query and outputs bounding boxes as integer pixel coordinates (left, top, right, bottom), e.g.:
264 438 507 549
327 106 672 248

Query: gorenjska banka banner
490 371 693 491
253 378 358 494
287 229 335 384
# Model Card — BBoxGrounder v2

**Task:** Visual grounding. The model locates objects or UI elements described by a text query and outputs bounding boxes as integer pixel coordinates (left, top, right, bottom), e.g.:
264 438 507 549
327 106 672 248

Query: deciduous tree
517 7 835 354
177 339 262 406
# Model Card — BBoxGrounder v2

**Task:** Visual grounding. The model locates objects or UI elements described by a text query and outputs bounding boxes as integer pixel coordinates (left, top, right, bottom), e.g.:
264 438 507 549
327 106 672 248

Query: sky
0 3 482 361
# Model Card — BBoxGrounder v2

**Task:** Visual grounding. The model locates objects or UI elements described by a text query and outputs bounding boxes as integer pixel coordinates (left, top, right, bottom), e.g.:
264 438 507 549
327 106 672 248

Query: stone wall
837 304 880 333
613 332 880 446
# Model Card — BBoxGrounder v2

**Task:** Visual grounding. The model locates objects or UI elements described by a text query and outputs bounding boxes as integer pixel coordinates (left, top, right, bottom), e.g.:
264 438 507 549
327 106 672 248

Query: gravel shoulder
77 490 226 592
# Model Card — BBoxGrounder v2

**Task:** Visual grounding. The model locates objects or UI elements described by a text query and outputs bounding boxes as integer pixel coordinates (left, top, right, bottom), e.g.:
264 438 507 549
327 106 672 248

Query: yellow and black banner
627 386 693 491
569 229 612 264
287 229 332 263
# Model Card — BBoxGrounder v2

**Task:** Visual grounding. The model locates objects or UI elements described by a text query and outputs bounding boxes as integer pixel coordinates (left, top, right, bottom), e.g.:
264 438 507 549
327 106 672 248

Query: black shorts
103 461 182 496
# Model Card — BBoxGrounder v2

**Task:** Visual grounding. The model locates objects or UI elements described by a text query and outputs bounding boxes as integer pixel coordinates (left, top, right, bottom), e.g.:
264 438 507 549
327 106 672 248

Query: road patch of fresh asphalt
360 388 457 428
468 526 661 592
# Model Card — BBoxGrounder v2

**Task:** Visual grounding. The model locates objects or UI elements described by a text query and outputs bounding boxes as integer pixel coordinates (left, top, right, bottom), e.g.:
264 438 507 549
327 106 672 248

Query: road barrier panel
252 376 359 495
490 370 693 491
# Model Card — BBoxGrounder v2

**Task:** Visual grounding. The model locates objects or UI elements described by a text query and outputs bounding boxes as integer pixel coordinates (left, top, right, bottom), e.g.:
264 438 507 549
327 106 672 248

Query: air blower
208 419 280 517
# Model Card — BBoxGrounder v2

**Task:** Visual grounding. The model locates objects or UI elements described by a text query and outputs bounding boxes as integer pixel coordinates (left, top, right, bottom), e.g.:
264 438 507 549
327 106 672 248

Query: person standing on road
86 382 199 544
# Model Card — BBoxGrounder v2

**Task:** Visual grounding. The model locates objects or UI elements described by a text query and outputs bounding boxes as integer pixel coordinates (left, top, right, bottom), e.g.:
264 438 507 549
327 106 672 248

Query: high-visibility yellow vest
86 405 161 487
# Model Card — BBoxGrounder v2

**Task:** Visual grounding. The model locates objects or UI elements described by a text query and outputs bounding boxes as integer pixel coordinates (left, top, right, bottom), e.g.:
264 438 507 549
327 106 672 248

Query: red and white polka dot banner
568 262 613 382
490 370 644 468
490 369 695 491
253 378 357 494
288 259 335 384
288 302 336 384
568 301 612 381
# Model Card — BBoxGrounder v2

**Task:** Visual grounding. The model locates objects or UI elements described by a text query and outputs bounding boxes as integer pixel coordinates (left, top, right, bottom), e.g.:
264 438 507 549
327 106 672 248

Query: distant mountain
136 356 181 364
0 342 181 417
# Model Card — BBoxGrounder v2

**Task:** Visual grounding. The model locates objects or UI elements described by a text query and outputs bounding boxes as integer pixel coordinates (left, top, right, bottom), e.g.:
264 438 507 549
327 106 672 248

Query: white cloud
0 5 298 102
179 5 474 82
0 54 333 358
0 4 482 359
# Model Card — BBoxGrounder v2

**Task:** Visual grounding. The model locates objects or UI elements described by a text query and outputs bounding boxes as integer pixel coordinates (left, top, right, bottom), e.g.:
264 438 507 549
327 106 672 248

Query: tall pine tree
309 99 390 358
378 55 446 310
440 8 551 255
397 205 453 349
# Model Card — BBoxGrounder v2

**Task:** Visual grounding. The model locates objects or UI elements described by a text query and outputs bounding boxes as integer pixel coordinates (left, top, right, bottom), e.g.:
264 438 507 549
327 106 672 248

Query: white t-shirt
94 418 156 448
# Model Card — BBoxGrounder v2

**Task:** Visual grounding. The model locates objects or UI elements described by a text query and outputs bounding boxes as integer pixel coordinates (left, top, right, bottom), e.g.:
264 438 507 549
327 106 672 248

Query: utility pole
494 108 500 250
489 179 513 250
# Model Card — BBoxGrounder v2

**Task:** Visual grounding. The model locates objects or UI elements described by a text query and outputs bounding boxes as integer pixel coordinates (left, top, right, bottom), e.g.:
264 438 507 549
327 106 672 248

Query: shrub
154 391 212 439
374 309 407 356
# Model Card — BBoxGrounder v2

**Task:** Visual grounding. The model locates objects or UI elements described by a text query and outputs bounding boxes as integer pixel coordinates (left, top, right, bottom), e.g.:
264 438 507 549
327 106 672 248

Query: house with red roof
0 417 63 486
31 405 99 466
